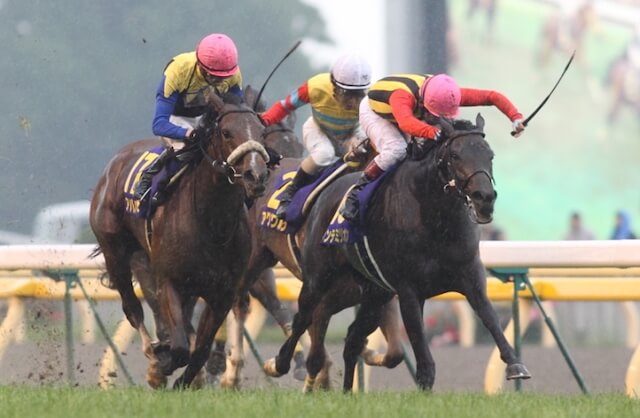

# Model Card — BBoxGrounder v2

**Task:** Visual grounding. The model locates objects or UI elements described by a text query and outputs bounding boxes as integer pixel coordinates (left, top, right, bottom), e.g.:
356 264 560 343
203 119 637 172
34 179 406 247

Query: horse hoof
293 365 307 382
146 363 168 389
172 347 190 369
263 358 283 378
221 375 242 390
506 363 532 380
190 368 207 389
205 350 227 375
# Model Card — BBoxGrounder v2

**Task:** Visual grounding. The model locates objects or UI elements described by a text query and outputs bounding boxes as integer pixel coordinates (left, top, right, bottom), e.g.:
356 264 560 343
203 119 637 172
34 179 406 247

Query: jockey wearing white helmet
261 53 372 219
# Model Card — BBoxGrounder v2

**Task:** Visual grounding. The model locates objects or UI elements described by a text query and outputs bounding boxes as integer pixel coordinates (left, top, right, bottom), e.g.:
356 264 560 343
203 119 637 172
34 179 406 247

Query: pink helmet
420 74 461 118
196 33 239 77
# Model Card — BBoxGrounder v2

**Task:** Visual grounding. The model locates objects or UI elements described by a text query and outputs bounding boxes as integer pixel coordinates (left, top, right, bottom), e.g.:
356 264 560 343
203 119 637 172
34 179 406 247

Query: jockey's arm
261 82 310 126
152 88 190 140
389 90 440 140
459 88 523 121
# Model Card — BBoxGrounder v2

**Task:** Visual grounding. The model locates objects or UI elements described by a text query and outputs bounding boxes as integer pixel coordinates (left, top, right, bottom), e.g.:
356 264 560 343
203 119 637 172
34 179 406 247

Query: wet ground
0 339 632 394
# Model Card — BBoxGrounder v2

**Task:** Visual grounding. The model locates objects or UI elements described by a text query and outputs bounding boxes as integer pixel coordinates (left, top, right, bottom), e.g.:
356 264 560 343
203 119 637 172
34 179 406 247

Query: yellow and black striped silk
367 74 429 123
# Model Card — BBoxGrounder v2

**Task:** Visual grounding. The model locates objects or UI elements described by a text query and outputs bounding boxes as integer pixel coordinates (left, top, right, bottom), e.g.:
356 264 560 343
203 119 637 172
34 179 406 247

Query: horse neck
187 158 245 226
383 152 473 236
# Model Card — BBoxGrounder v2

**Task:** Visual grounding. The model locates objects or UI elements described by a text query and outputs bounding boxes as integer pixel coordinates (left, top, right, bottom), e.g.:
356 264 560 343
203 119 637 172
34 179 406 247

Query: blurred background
1 0 639 242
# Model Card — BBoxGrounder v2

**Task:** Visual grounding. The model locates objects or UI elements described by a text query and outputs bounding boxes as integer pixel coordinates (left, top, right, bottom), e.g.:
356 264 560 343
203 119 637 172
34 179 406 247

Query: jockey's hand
511 119 525 138
257 113 268 127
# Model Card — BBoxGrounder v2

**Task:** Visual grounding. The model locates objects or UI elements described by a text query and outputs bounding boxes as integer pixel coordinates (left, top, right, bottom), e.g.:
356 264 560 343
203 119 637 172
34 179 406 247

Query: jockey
260 53 372 219
134 33 243 201
340 73 525 221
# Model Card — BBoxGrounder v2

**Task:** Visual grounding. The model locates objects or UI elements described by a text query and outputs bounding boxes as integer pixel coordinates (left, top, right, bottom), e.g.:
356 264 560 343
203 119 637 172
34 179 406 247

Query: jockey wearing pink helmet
340 72 525 222
134 33 243 201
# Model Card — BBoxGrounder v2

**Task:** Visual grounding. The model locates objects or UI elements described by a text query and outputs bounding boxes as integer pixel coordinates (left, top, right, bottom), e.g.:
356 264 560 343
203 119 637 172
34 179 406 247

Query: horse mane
408 118 479 161
188 92 251 158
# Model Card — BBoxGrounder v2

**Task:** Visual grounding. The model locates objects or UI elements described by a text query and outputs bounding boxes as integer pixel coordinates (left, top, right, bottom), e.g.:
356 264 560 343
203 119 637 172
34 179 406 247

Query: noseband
436 130 495 218
198 108 269 184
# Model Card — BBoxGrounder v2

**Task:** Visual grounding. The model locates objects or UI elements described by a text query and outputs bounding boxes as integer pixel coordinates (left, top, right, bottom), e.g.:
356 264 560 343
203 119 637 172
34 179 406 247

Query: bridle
197 107 269 184
436 130 495 224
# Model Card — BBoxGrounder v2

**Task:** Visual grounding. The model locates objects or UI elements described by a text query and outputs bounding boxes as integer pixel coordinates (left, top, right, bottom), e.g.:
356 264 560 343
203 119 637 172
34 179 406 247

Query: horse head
436 113 496 224
200 91 271 198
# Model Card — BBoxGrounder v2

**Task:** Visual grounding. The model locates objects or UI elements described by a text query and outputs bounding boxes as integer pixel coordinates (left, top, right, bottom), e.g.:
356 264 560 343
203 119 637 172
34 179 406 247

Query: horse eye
221 129 232 140
450 152 460 160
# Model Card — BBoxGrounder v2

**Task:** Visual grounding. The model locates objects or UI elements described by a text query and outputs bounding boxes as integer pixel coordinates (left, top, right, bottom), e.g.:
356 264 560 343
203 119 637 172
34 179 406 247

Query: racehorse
606 45 640 124
203 85 308 388
245 153 406 391
90 91 270 388
538 1 595 67
264 114 531 391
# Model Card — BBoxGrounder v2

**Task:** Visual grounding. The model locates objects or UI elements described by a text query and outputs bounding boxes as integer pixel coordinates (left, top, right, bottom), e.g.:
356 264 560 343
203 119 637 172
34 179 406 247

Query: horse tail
88 245 102 259
88 245 116 289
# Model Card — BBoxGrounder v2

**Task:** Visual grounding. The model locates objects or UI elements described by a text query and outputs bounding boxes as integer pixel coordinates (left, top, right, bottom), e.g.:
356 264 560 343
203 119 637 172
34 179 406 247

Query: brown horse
192 86 308 388
90 91 270 388
264 115 531 391
538 2 595 67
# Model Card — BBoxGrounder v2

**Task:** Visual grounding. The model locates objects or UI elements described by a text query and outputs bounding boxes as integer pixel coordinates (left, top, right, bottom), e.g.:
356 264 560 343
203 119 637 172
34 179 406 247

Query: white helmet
330 54 372 90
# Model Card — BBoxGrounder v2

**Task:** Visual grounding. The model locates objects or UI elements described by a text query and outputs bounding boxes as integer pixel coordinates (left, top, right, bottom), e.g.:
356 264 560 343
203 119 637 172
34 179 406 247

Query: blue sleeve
228 84 243 98
151 77 189 140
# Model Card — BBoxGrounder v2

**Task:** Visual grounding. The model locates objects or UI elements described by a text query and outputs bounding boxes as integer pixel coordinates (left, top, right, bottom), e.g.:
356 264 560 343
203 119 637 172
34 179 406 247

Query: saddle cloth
259 160 345 234
123 146 183 219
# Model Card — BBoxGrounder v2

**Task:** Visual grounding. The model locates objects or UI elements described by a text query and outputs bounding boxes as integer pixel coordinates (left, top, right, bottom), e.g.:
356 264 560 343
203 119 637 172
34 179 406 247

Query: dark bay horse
248 156 406 392
265 114 531 391
199 86 308 388
90 91 270 388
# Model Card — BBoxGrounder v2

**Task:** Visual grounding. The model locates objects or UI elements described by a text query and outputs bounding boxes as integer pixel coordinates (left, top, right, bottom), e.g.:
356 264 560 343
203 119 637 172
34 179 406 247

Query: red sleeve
459 88 523 121
261 82 310 126
389 90 439 140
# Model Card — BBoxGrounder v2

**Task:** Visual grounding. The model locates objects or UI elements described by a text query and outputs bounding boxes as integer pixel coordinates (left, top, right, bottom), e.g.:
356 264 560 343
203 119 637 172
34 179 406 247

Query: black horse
265 114 531 390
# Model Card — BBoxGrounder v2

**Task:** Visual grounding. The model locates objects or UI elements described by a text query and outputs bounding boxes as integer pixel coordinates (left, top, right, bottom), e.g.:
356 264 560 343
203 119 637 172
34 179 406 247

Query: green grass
0 387 638 418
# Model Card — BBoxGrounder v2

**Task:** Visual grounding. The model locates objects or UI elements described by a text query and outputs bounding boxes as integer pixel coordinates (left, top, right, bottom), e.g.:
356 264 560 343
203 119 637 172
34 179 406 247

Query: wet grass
0 386 638 418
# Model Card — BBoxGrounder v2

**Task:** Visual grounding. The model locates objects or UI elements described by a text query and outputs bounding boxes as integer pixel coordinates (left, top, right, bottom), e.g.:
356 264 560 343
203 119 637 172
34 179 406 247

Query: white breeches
358 99 409 171
160 115 202 150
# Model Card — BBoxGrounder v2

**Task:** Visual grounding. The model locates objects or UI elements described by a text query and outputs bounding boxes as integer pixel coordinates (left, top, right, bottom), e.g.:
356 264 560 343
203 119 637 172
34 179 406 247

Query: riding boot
134 147 173 200
340 160 384 222
275 168 316 219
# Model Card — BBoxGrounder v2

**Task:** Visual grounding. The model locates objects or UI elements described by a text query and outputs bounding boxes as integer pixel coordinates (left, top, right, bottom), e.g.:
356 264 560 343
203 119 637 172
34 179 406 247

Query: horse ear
208 91 225 113
244 85 260 110
475 113 485 131
285 110 297 129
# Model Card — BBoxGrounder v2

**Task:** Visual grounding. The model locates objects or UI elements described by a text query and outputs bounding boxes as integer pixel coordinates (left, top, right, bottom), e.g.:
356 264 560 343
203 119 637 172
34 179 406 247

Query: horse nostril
243 171 257 183
471 191 483 201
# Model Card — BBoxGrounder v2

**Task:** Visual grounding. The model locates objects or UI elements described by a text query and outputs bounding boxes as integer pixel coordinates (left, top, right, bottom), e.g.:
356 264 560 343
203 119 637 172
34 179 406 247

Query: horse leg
463 274 531 380
264 279 321 377
129 250 169 389
250 268 306 381
220 296 248 389
342 288 393 392
397 285 435 390
361 296 405 369
173 292 234 389
157 280 190 376
205 326 227 386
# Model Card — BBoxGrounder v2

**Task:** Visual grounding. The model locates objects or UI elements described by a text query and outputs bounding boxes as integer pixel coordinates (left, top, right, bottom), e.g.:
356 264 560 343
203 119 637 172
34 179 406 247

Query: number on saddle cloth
259 160 345 234
123 146 184 218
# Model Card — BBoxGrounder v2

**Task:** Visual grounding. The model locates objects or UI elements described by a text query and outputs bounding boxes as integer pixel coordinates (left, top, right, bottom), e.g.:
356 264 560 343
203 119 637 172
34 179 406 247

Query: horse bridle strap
437 131 494 195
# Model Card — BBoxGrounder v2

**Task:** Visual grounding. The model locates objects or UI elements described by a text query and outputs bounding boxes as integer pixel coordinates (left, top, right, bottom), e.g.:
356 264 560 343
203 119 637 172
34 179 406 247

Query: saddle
259 161 349 235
